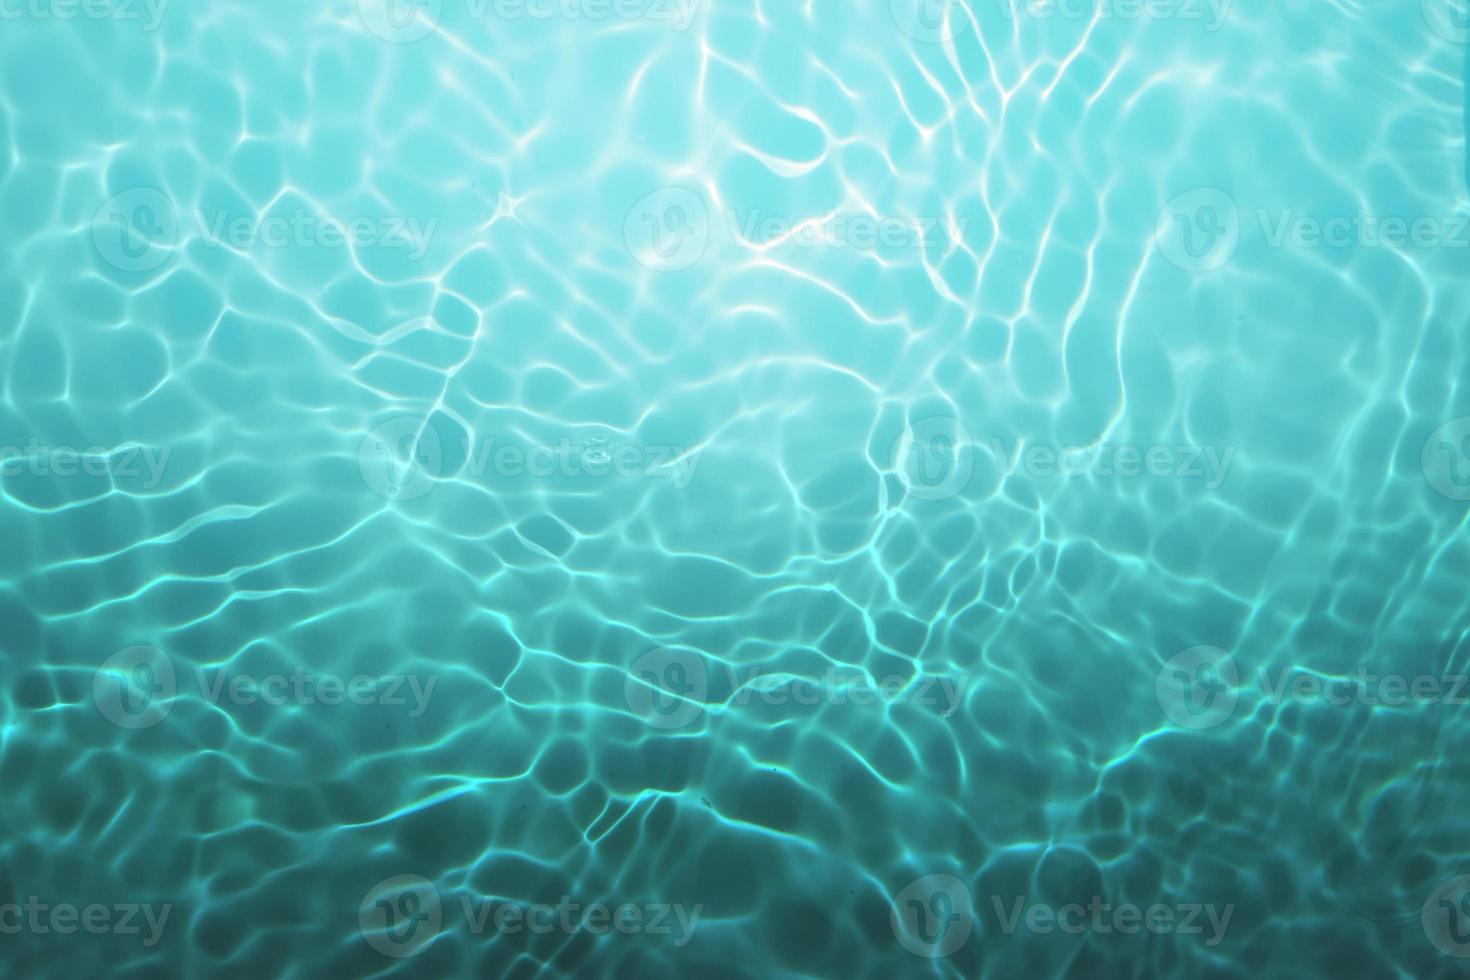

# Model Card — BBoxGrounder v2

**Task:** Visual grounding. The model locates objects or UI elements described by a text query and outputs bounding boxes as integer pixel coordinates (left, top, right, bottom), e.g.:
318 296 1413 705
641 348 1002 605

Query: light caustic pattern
0 0 1468 976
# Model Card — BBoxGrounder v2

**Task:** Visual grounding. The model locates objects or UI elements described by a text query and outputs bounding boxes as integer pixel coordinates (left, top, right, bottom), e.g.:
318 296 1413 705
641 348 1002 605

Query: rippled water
2 0 1470 976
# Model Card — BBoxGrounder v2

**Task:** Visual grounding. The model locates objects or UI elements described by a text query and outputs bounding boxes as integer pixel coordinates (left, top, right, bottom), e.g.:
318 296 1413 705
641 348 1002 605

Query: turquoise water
3 0 1470 976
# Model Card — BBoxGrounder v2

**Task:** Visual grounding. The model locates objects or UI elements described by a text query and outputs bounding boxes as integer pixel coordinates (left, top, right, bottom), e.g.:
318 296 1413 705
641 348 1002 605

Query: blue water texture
1 0 1469 977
